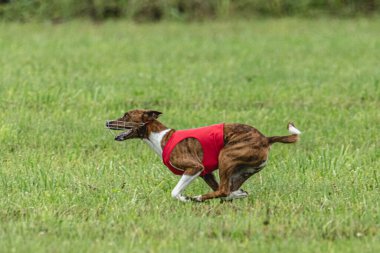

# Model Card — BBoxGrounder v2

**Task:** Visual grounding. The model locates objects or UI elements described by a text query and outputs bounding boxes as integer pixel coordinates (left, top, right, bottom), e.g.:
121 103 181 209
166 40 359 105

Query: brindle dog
106 109 301 202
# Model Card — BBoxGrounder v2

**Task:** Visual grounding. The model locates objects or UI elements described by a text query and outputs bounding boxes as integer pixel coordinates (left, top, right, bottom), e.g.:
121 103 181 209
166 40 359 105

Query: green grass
0 18 379 252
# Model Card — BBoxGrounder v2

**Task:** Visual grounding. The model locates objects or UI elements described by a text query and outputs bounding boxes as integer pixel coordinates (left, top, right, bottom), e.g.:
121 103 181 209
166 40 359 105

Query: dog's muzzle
106 120 131 130
105 120 146 141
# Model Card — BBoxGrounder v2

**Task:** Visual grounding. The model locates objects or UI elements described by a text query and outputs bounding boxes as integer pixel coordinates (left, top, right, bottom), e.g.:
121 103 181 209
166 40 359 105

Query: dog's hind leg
220 171 254 201
221 165 266 201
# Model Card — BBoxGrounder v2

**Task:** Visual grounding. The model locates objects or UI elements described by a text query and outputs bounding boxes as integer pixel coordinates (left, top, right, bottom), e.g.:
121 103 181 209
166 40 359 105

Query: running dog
106 109 301 202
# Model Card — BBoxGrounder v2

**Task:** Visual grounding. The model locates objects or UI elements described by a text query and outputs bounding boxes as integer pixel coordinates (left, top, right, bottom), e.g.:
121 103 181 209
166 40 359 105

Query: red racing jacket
162 123 225 176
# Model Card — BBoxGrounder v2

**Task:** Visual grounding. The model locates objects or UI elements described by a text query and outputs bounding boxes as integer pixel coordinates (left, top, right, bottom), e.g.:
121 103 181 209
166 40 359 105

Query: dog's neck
143 120 174 157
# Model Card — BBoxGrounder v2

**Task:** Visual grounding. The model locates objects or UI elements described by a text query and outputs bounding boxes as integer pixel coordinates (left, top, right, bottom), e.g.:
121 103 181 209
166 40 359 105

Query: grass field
0 18 379 252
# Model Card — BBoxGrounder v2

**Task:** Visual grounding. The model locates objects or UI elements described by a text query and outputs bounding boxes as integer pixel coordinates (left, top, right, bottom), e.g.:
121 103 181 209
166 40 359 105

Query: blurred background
0 0 379 22
1 1 379 252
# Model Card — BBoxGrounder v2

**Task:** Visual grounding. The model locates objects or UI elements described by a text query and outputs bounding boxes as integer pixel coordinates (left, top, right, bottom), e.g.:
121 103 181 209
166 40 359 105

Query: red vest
162 124 225 176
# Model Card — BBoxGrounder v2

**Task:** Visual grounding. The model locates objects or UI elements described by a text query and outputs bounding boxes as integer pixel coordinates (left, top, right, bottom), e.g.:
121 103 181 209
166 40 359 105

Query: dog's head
106 109 162 141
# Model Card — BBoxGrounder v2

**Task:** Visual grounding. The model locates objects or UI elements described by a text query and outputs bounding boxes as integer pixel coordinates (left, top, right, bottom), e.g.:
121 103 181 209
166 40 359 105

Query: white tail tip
288 122 301 135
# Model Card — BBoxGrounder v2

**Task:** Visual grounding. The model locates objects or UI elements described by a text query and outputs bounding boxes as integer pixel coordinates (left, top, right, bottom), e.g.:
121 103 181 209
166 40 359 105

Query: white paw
176 194 190 202
235 189 248 196
223 189 248 201
192 195 203 202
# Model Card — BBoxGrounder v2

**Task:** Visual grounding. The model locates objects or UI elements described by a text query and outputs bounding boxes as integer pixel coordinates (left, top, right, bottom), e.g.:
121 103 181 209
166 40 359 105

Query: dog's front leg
171 170 201 202
201 173 219 191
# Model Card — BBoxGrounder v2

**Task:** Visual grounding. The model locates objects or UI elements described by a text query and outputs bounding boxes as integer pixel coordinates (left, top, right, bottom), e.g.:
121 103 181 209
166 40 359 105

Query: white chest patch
143 129 171 157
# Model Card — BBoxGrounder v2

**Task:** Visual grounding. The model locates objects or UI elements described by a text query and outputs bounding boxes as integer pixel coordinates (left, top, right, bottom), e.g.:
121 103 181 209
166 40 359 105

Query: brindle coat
106 109 299 202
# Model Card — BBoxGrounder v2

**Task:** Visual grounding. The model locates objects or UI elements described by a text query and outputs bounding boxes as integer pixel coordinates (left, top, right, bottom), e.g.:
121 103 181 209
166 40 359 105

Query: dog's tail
267 122 301 144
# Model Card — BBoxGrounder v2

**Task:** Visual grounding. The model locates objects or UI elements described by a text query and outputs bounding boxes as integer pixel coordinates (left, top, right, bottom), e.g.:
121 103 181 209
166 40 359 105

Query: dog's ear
144 110 162 121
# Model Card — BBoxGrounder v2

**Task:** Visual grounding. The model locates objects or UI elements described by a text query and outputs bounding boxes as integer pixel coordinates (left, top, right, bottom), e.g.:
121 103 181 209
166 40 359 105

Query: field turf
0 19 379 252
